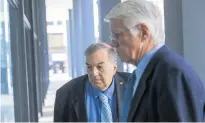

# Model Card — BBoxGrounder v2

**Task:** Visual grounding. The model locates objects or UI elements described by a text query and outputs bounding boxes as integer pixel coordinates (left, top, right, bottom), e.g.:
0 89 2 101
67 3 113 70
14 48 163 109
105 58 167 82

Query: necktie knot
99 93 109 103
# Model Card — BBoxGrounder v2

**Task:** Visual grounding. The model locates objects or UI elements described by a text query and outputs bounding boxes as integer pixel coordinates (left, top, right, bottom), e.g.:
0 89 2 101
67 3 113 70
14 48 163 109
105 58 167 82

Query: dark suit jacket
54 72 130 122
128 45 205 122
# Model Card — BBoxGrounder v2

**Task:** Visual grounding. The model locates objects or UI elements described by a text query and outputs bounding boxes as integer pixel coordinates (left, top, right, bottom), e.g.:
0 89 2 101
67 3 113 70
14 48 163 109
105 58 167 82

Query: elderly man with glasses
105 0 205 122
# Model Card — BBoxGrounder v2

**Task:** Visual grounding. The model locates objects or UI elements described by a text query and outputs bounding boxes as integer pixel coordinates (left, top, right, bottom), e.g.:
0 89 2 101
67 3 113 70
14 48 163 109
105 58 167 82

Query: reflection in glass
0 0 14 122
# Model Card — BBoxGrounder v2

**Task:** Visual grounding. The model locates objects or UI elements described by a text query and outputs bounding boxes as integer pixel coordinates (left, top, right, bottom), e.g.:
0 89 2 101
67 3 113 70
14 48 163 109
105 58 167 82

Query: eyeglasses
109 24 139 41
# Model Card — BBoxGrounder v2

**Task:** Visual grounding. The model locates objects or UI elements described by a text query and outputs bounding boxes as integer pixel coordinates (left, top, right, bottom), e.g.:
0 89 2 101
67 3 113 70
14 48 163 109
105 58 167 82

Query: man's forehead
86 49 110 63
86 61 106 66
110 19 126 32
110 18 123 25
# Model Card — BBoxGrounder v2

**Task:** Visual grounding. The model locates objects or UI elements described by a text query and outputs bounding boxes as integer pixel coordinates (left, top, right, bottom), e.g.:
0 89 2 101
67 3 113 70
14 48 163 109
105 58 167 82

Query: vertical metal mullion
24 27 38 121
24 0 38 121
35 0 44 116
31 0 42 117
38 0 49 105
9 0 30 121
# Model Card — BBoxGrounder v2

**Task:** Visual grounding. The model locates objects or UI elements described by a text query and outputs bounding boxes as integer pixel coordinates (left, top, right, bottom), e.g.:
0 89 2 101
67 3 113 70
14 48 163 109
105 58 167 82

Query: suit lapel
114 73 126 120
72 75 88 122
127 70 148 121
127 46 164 121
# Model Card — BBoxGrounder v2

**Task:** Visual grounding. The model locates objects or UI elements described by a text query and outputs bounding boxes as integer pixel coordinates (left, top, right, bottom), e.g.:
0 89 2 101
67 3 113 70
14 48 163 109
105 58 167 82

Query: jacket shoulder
116 72 131 84
153 46 193 72
56 75 87 95
117 72 131 78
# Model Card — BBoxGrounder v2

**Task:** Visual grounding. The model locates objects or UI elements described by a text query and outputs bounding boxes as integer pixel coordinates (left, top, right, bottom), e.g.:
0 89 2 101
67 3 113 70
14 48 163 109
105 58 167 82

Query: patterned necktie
99 93 113 122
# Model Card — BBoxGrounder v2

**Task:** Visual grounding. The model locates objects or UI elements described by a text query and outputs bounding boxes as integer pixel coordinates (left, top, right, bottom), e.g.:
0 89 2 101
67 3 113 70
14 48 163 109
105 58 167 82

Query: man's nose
90 68 99 76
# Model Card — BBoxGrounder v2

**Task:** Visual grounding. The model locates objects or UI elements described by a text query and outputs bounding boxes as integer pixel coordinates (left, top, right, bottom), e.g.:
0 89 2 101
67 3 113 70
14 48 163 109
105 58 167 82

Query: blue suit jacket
128 45 205 122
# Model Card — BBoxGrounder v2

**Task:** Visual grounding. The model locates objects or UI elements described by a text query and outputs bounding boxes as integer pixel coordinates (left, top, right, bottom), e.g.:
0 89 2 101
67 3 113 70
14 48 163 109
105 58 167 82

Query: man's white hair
104 0 165 44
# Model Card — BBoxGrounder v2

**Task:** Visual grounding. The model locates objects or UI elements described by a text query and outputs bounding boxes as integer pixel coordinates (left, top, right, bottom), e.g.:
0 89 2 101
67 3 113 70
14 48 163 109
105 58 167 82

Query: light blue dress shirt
86 79 118 122
121 44 164 122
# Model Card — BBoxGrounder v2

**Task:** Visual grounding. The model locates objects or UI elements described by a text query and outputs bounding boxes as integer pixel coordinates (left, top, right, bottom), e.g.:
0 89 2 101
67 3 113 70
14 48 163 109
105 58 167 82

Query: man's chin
118 56 133 64
92 83 102 89
119 57 129 63
93 84 108 91
95 86 105 91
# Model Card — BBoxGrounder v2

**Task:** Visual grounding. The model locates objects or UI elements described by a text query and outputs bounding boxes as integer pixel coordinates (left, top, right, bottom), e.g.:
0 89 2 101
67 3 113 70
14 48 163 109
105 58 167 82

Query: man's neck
133 42 158 66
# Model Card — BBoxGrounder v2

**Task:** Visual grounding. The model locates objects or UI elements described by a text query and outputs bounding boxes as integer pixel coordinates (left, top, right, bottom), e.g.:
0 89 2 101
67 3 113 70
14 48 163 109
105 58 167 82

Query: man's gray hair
104 0 165 44
84 43 117 64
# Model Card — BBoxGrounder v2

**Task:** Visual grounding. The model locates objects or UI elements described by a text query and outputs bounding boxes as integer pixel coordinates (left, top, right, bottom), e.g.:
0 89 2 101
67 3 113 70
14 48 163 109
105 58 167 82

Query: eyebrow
86 62 105 66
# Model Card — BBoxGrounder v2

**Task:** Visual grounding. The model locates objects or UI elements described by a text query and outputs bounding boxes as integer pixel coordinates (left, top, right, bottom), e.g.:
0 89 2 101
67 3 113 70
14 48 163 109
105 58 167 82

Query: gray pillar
72 0 95 77
81 0 95 50
182 0 205 85
81 0 95 71
66 19 72 78
73 0 85 76
68 9 76 78
164 0 184 56
98 0 124 72
164 0 205 85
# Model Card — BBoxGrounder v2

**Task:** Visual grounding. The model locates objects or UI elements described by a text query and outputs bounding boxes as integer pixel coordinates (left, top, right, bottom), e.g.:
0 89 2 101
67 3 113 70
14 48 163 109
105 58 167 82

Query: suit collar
71 73 126 122
114 73 126 120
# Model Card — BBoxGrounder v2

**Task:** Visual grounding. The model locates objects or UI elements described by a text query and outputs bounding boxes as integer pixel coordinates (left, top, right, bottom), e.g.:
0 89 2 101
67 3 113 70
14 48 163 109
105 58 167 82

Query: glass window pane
57 20 62 25
47 21 54 25
0 0 14 122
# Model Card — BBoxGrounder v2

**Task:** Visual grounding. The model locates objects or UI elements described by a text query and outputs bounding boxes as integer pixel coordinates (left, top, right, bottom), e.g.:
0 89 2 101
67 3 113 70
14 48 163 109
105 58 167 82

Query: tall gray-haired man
105 0 205 122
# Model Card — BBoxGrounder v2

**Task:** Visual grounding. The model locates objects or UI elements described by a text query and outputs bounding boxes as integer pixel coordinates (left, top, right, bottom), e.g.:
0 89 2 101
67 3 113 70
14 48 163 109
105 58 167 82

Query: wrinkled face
86 49 117 91
110 19 142 63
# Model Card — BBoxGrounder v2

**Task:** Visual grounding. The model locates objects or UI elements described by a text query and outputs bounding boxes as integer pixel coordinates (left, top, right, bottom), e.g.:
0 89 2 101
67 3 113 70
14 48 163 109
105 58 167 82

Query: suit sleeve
53 89 63 122
157 68 205 122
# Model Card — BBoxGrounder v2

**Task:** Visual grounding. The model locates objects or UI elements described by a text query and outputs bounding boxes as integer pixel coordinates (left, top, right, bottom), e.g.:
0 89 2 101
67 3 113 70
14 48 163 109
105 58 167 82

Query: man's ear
113 63 117 72
140 23 151 41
